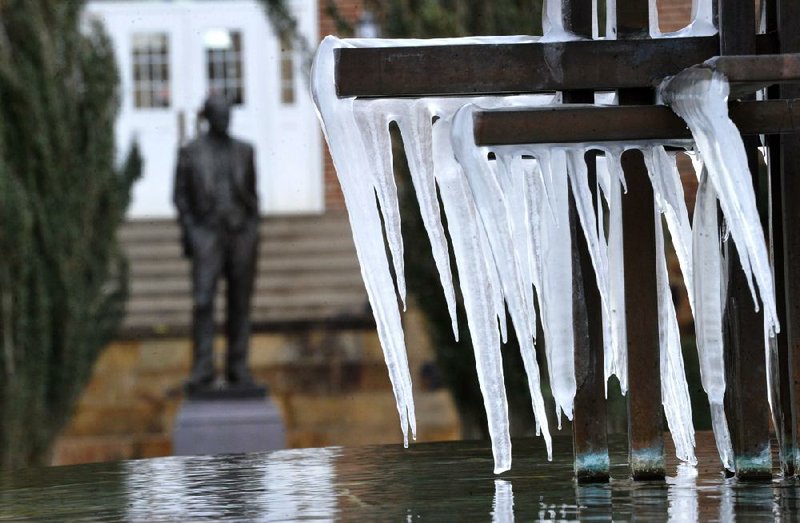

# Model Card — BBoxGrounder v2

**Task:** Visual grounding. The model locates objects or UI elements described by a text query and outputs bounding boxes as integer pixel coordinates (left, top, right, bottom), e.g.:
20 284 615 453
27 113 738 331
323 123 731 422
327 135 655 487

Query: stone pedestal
173 390 285 455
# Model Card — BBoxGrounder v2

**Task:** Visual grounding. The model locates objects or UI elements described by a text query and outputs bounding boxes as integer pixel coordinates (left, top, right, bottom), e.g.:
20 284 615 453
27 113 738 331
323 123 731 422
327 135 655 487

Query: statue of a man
174 95 260 393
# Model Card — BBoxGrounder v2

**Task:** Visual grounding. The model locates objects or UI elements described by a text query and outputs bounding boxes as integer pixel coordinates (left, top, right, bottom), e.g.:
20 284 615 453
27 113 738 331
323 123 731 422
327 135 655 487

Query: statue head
202 94 231 137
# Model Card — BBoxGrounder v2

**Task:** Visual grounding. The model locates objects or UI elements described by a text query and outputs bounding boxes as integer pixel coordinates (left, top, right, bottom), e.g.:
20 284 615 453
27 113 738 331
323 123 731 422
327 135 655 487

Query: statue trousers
189 217 259 379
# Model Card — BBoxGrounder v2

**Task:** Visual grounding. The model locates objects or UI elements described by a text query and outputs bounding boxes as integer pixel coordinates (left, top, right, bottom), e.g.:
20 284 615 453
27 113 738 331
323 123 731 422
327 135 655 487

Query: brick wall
319 0 366 211
657 0 693 33
53 307 459 465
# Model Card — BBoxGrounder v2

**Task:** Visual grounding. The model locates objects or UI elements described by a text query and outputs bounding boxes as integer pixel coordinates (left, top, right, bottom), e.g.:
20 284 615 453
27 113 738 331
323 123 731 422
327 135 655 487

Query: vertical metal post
718 0 772 480
618 0 665 481
764 0 794 477
562 0 610 483
776 0 800 477
569 152 610 483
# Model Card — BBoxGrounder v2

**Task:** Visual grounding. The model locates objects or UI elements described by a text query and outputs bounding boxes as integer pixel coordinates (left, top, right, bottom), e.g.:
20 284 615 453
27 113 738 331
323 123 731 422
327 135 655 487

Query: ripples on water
1 433 798 521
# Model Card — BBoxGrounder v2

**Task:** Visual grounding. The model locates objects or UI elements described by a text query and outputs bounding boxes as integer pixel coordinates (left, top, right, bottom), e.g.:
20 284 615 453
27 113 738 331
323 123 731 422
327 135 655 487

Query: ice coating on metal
654 188 697 466
311 37 417 447
312 0 775 475
692 165 734 471
661 69 779 336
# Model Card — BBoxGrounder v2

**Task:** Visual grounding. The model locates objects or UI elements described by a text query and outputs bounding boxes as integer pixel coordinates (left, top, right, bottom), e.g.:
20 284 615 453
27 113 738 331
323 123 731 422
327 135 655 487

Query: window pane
204 29 244 105
279 32 295 105
131 32 170 109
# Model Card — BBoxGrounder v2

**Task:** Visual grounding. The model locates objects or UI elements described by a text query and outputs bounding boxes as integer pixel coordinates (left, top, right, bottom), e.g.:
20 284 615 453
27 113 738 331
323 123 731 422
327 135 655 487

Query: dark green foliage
0 0 140 469
367 0 545 38
256 0 315 72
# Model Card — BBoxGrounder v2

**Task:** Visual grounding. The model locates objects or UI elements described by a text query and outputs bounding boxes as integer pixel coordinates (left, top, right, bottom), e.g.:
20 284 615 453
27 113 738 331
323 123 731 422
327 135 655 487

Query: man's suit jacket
174 134 259 256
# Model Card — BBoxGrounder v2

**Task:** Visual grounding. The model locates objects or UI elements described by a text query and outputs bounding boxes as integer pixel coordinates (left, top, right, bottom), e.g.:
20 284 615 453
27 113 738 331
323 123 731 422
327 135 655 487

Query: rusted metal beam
776 0 800 478
718 0 773 481
473 99 800 145
707 53 800 84
617 0 664 482
704 53 800 96
335 37 719 97
334 32 779 99
570 150 610 483
763 0 794 479
562 0 609 484
621 146 664 481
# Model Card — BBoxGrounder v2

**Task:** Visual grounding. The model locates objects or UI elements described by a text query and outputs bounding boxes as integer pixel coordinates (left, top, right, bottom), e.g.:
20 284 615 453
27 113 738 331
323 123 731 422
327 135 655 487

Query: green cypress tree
0 0 140 469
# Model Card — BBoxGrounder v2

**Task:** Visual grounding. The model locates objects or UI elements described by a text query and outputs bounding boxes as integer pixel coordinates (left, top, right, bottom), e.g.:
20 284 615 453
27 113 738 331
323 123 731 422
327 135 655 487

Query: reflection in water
124 448 338 521
667 463 699 522
576 483 612 520
125 459 188 517
3 435 800 521
718 477 735 522
261 449 338 520
492 479 514 522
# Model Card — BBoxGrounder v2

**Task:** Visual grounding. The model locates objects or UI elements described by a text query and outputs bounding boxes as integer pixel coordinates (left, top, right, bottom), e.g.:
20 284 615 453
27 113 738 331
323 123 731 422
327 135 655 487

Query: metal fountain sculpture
313 0 800 482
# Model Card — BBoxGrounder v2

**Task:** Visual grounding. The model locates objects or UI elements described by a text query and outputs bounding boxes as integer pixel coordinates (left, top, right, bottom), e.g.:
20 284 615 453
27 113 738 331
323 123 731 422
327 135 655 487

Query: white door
85 0 323 218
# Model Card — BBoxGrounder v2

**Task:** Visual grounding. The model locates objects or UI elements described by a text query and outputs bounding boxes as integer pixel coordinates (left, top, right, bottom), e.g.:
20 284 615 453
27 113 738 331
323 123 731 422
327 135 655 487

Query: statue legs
188 225 223 390
186 219 259 391
224 218 259 384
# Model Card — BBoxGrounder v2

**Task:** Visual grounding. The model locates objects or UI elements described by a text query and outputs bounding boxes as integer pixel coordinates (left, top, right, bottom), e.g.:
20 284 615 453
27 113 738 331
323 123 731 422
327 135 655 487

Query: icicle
655 207 696 465
643 146 695 313
662 68 779 337
692 167 733 471
451 105 554 456
311 37 416 444
541 0 564 40
353 102 407 309
499 153 539 340
603 150 628 394
596 155 612 396
533 148 577 421
479 220 510 344
431 117 512 473
605 0 617 39
690 0 715 33
397 100 460 338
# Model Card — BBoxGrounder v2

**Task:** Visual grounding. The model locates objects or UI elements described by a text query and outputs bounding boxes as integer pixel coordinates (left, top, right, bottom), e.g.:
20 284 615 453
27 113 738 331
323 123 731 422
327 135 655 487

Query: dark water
1 433 799 521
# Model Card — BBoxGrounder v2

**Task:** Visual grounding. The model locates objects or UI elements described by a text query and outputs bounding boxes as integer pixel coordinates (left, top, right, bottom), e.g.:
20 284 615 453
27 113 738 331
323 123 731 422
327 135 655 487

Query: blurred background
0 0 707 471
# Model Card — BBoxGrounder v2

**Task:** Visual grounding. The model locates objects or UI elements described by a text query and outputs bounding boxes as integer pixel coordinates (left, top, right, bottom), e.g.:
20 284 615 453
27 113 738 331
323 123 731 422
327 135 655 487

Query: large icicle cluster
311 0 778 474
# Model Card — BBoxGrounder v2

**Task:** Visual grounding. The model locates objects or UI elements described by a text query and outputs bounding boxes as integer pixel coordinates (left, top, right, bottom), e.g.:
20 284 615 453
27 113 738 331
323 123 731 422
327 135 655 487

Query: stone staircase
118 211 372 338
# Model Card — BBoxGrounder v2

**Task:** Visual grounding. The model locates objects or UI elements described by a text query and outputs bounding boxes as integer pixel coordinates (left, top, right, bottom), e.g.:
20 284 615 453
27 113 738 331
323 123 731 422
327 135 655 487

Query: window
279 33 295 105
205 29 244 105
132 32 170 108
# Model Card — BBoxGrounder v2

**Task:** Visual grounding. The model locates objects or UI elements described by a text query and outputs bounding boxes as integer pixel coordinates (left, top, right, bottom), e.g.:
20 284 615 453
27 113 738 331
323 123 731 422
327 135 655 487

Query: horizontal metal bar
336 37 719 97
473 99 800 145
709 53 800 83
335 34 778 98
705 53 800 96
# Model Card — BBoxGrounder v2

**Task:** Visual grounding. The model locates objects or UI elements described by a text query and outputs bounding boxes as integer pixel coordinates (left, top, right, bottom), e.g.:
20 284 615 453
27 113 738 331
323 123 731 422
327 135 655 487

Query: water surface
1 432 798 521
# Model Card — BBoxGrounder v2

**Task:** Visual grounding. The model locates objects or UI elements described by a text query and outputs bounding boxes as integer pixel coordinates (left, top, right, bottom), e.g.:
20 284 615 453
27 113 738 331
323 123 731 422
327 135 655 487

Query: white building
85 0 323 218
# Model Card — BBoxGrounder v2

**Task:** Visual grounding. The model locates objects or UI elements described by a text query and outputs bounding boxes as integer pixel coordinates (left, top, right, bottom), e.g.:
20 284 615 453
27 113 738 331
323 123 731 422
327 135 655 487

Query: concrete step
125 290 369 314
128 253 361 278
123 236 357 261
119 213 354 243
118 214 371 337
130 272 366 295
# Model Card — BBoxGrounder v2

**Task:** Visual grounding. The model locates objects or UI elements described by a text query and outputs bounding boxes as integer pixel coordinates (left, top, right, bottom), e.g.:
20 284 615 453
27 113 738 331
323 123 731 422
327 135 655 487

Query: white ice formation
311 0 777 474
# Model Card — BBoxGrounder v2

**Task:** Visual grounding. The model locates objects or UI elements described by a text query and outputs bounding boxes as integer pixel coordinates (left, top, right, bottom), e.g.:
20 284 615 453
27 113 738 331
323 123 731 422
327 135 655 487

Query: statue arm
174 147 194 256
247 145 259 213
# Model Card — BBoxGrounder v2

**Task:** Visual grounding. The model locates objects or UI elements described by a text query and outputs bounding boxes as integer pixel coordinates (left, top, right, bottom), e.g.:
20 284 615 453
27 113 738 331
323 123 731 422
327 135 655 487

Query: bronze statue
174 95 260 394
